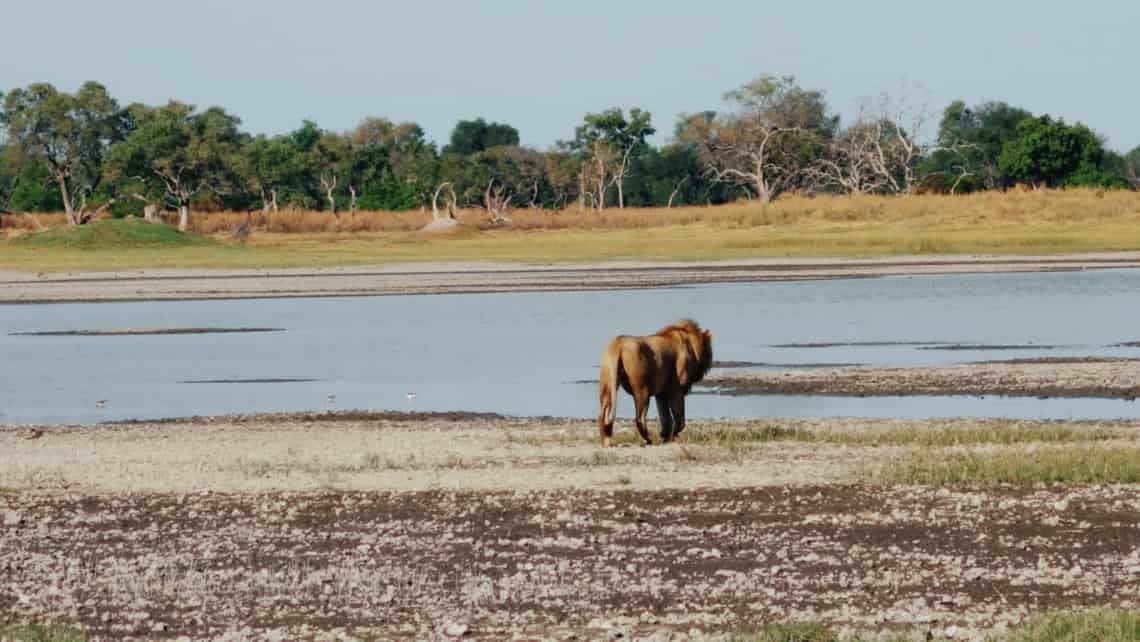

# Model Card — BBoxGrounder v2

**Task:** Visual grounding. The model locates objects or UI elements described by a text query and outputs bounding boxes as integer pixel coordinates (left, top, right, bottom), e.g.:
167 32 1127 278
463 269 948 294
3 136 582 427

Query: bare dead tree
703 124 802 204
865 83 933 194
348 185 359 214
424 181 461 231
320 172 338 217
483 179 513 225
809 107 890 195
586 140 615 211
666 176 689 208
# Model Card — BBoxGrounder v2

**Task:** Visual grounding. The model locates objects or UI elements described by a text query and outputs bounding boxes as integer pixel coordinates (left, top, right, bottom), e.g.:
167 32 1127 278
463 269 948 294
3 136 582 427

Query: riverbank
2 412 1140 640
4 252 1140 303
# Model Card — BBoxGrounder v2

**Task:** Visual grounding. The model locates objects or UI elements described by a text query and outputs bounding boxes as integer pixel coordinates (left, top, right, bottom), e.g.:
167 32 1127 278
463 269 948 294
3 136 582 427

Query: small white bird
95 399 107 409
405 392 417 402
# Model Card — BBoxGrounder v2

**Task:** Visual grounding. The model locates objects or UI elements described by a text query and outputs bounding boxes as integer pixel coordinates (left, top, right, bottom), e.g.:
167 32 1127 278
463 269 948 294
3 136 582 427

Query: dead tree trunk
423 182 461 232
484 179 513 225
349 185 358 214
178 204 190 231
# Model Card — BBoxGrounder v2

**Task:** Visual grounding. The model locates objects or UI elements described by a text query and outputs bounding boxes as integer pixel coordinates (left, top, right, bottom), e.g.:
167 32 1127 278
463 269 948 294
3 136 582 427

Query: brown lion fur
597 319 713 447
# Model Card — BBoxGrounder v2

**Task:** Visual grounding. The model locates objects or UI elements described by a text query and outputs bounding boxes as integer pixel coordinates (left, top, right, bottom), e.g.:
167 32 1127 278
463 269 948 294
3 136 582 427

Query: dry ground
3 412 1140 641
710 357 1140 400
4 253 1140 303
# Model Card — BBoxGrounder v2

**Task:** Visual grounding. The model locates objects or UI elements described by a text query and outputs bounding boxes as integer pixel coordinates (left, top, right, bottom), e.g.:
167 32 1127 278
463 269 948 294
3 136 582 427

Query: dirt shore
3 412 1140 641
709 357 1140 400
4 253 1140 303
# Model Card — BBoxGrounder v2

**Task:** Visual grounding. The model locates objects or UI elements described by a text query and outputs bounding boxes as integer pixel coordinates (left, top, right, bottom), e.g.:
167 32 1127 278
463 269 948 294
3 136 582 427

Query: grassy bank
3 189 1140 271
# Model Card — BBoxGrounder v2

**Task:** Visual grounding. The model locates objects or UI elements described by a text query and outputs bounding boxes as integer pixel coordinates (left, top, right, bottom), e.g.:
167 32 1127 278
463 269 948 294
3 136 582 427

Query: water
2 269 1140 425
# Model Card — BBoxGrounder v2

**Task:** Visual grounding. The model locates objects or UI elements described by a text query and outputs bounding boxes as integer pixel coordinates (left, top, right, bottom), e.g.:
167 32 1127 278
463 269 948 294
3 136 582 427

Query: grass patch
731 621 915 642
732 610 1140 641
1005 609 1140 642
0 624 87 642
871 447 1140 485
5 189 1140 271
10 218 215 249
513 422 1128 450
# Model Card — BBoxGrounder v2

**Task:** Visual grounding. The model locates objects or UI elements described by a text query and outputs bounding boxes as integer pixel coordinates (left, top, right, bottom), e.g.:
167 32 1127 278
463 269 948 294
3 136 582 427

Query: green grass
733 611 1140 642
0 624 86 642
1004 610 1140 642
9 218 215 250
872 447 1140 485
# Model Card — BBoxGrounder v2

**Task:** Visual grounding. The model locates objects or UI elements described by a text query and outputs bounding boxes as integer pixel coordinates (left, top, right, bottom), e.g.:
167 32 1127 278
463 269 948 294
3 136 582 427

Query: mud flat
710 357 1140 400
4 253 1140 303
3 411 1140 640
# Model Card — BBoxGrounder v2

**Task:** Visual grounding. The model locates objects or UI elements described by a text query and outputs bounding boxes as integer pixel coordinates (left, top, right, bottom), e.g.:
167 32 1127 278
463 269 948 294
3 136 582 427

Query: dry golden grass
3 188 1140 271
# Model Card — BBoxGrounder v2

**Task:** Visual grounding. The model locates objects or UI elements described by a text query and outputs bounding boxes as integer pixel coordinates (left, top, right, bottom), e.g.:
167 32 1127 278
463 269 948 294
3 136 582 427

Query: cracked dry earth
2 415 1140 641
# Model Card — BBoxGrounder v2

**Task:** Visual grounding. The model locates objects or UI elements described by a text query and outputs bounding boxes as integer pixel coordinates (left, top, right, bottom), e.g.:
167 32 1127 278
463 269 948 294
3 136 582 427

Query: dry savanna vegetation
2 188 1140 271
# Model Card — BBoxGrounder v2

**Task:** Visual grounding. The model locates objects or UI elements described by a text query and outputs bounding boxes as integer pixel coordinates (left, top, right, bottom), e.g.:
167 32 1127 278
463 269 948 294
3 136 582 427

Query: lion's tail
598 339 622 428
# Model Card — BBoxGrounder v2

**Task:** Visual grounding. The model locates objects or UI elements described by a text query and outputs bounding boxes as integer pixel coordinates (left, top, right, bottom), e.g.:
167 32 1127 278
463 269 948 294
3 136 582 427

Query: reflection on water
2 268 1140 424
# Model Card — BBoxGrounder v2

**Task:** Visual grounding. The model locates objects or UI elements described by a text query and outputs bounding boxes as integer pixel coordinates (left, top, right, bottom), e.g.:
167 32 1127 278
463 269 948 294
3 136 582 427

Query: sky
2 0 1137 152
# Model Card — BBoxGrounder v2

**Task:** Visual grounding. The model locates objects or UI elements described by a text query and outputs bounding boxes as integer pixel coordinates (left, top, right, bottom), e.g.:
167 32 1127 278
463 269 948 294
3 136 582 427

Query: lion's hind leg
633 393 653 446
656 396 676 443
668 394 687 439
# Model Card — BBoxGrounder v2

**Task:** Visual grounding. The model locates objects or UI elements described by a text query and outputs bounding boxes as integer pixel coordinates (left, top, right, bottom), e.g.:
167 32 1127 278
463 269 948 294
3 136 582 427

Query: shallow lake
3 268 1140 425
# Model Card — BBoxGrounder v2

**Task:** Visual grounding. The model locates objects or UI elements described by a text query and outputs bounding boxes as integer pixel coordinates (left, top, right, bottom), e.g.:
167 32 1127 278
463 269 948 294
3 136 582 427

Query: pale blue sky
2 0 1137 151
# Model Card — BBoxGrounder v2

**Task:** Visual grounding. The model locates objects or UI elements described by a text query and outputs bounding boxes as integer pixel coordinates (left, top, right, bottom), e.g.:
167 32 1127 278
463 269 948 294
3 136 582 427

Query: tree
811 117 892 195
567 107 655 209
104 102 245 230
0 81 122 224
309 131 348 215
920 101 1033 191
681 75 836 203
444 118 520 155
244 134 302 212
1124 146 1140 189
345 117 434 211
997 115 1121 188
862 84 932 194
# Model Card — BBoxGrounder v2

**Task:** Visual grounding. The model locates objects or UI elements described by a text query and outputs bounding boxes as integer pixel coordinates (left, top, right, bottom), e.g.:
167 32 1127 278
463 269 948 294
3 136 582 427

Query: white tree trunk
178 204 189 231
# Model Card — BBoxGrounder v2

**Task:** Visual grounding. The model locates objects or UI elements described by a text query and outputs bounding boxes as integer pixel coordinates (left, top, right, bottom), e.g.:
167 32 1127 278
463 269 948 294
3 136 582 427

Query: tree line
2 75 1138 230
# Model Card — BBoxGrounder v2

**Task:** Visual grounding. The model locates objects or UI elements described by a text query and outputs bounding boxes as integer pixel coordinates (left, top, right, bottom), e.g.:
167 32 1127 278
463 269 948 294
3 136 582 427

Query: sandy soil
710 357 1140 400
4 253 1140 303
3 412 1140 641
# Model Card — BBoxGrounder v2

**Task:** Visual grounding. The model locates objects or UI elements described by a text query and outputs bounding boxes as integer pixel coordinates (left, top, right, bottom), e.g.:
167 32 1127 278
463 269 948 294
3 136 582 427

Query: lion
597 319 713 447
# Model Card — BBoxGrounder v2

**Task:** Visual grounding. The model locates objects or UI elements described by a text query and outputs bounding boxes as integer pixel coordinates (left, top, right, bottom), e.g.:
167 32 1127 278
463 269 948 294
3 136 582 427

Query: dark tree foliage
444 118 520 155
919 101 1033 191
997 115 1124 189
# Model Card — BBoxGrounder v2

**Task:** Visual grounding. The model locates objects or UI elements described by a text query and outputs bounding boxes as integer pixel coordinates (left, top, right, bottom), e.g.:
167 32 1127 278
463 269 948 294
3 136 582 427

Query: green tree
444 118 520 155
0 81 122 224
344 117 435 211
566 107 655 209
919 100 1033 191
104 102 245 230
997 115 1122 188
6 162 65 212
244 134 302 212
681 75 836 203
1121 145 1140 188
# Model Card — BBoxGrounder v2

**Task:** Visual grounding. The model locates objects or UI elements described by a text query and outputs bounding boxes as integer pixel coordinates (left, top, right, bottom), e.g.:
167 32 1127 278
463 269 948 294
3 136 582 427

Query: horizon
1 1 1137 153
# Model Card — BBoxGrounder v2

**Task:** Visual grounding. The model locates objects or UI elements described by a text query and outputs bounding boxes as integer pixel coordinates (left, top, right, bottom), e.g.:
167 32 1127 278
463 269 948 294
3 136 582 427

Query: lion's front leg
656 396 675 443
